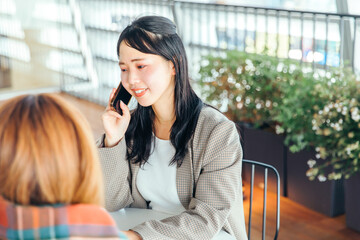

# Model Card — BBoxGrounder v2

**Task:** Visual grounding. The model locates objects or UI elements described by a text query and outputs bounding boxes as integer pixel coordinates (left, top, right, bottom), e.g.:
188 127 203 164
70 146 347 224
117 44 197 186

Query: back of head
0 94 103 206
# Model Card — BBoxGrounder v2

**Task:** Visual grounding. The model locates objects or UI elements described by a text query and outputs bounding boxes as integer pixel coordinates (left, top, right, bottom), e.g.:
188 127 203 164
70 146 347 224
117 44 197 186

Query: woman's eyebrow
119 58 146 65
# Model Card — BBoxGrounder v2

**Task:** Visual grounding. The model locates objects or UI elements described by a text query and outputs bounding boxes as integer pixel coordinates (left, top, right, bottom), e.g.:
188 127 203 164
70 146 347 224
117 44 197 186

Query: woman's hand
121 230 142 240
102 88 131 147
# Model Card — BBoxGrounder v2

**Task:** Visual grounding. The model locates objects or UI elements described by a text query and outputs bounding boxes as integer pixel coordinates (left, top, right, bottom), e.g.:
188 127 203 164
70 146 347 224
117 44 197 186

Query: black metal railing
1 0 359 103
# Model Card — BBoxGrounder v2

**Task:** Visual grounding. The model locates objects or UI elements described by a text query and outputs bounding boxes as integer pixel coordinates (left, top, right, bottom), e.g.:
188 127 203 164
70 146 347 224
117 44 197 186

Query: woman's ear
169 61 176 75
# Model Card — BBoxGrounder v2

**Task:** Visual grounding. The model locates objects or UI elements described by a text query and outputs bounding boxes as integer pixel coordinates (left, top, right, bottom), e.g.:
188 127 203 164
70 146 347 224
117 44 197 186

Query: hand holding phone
111 82 132 115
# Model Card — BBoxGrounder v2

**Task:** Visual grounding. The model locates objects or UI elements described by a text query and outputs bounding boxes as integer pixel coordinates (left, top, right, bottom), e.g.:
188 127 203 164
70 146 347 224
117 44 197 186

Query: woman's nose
127 70 140 86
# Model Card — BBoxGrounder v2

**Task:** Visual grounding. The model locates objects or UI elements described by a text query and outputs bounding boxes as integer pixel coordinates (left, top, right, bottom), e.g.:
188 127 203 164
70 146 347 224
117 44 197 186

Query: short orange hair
0 94 104 206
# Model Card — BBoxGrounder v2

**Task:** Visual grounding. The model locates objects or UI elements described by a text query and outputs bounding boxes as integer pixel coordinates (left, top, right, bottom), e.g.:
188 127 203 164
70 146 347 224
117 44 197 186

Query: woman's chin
137 100 152 108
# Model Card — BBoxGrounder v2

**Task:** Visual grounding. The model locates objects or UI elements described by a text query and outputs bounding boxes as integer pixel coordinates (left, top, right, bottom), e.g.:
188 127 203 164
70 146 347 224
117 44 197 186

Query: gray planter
345 172 360 232
287 149 345 217
239 124 286 196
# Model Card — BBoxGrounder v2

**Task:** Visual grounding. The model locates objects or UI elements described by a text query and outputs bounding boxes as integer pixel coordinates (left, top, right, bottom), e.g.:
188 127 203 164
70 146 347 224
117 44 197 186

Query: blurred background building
1 0 359 103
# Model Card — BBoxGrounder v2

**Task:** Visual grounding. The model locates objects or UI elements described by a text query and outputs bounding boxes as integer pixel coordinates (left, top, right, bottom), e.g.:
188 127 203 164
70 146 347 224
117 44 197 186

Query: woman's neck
152 102 175 140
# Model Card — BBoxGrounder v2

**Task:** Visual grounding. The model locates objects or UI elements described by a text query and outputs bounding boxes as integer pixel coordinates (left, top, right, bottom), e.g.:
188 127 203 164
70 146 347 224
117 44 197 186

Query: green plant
305 68 360 181
198 49 360 181
275 66 360 181
274 71 332 152
198 50 302 128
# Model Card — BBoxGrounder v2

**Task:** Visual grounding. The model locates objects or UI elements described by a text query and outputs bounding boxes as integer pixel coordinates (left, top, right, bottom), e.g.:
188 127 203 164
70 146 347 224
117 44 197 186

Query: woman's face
118 41 175 108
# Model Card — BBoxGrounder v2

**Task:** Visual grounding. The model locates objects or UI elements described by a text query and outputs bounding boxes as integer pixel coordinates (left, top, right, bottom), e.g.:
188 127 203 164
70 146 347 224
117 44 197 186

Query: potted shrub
198 50 303 196
273 67 352 217
301 68 360 228
198 49 353 218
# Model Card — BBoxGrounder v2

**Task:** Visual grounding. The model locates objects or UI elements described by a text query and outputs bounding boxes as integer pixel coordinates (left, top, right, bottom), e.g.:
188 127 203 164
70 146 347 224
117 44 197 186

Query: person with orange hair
0 94 127 240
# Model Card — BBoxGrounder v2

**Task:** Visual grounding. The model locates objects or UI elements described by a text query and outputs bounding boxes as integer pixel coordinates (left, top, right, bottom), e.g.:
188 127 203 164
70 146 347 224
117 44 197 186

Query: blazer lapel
176 144 194 208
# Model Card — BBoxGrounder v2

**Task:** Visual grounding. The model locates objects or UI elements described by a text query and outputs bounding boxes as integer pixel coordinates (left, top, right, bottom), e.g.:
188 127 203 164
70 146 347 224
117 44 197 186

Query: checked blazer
98 106 248 240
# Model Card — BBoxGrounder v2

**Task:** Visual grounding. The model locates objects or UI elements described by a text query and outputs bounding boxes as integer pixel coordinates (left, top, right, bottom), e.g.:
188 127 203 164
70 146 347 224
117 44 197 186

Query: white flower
265 100 271 108
334 123 342 131
236 67 242 74
318 175 327 182
342 107 348 116
307 160 316 168
351 107 360 122
328 172 342 180
275 125 284 134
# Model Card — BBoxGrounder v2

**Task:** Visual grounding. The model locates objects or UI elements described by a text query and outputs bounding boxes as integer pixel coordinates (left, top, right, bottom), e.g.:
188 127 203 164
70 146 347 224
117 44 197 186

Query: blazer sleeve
131 120 243 239
97 134 134 212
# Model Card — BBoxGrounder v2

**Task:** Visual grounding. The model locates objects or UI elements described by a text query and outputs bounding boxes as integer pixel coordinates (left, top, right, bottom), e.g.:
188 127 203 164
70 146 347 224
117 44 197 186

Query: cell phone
110 82 132 115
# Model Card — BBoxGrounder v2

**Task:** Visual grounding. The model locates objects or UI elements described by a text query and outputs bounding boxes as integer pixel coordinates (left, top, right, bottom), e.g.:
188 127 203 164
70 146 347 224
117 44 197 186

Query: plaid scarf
0 196 128 240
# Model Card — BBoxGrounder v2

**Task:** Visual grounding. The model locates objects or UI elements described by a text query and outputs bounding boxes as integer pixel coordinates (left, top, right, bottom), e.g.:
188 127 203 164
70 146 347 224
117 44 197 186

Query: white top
136 136 186 215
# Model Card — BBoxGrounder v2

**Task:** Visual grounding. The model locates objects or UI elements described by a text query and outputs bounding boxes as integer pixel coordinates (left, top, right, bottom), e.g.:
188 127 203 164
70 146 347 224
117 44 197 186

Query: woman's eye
137 65 146 69
121 68 127 72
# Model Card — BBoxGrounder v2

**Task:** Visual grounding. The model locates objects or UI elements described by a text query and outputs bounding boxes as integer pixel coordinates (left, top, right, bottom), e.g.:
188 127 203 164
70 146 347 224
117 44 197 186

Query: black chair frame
243 159 280 240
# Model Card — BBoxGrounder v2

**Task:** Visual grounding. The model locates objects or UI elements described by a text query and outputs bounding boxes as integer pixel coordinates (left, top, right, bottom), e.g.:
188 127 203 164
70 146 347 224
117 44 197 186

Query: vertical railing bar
198 4 202 54
276 10 280 58
288 11 291 59
244 7 248 52
216 3 220 51
262 168 268 240
235 6 238 50
226 5 230 50
300 12 304 65
265 9 268 53
248 164 255 240
254 8 258 53
340 16 344 67
191 3 196 60
325 15 329 70
312 13 316 70
275 167 281 240
352 18 357 71
207 5 211 54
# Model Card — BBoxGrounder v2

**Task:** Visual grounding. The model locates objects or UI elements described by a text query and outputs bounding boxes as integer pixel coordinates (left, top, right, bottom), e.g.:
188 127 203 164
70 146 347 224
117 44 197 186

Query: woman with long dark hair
99 15 247 240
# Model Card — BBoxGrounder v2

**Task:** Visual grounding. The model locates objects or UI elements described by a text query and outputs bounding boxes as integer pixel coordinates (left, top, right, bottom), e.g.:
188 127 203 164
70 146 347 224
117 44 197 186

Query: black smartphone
110 82 132 115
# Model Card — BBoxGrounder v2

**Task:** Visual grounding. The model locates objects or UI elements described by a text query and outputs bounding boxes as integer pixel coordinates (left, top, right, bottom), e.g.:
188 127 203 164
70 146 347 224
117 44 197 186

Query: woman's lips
132 88 148 97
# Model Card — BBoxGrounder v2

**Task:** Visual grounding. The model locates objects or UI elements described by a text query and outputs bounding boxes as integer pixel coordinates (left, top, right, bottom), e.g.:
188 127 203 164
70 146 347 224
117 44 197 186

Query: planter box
287 149 344 217
345 172 360 232
239 124 286 196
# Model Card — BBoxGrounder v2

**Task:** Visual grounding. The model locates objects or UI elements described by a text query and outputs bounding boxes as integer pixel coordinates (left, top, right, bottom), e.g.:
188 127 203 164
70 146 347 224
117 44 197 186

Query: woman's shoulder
0 196 125 239
197 105 234 127
65 203 118 224
192 105 238 142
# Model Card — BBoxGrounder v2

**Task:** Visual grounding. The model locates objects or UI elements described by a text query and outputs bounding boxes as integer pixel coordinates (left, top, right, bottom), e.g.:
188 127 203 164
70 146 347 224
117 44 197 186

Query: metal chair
242 159 280 240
